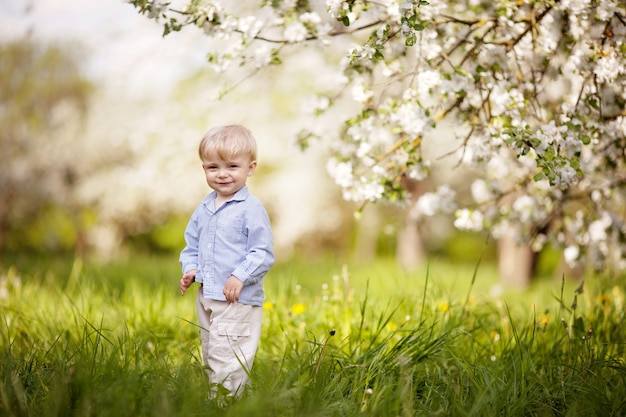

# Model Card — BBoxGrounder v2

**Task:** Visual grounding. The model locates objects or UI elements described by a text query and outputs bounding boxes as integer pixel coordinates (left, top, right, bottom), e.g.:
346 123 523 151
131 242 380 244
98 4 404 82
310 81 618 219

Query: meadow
1 252 624 416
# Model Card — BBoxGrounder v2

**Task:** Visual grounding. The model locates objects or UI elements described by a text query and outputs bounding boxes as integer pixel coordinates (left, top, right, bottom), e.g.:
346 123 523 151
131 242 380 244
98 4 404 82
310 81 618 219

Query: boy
179 124 275 397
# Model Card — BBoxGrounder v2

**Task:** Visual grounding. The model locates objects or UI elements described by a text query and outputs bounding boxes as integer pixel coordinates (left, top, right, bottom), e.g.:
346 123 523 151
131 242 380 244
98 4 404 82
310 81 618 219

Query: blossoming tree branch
129 0 626 276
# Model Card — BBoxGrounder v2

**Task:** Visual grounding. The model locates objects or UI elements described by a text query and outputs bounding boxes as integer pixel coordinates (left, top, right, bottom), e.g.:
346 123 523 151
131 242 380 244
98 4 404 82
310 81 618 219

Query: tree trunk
352 207 381 261
397 176 426 270
497 225 535 289
397 215 426 269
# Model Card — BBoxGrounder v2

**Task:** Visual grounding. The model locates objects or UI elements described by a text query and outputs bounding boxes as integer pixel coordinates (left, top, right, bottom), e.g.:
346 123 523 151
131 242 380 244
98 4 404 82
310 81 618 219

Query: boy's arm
179 209 200 293
180 269 197 295
222 275 244 303
231 205 275 285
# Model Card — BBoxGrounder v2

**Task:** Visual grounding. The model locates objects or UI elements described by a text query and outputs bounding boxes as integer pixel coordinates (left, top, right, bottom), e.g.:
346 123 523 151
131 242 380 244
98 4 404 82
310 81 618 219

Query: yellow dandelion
291 303 306 315
597 294 611 306
263 301 274 311
386 322 398 332
537 312 549 328
437 301 449 313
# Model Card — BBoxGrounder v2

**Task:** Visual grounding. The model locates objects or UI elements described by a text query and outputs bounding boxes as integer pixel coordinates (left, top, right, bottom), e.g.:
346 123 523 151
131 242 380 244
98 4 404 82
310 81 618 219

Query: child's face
202 154 256 200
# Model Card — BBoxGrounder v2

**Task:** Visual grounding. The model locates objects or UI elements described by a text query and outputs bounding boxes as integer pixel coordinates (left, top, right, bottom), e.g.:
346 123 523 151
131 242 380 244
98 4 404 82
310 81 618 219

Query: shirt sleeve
232 204 275 285
179 208 200 276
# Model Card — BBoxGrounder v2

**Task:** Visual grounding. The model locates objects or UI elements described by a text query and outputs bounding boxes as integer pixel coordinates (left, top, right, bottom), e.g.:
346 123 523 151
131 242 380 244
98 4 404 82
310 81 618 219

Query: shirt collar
204 185 249 208
233 185 249 201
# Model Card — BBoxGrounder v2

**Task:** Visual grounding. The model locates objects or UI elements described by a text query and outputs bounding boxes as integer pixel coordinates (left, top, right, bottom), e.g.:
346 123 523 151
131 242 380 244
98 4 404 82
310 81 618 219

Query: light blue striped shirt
179 186 275 306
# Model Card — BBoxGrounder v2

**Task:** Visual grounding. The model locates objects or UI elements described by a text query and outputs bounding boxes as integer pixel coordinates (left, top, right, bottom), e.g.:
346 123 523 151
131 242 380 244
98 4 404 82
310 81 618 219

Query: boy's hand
223 275 244 303
180 269 196 295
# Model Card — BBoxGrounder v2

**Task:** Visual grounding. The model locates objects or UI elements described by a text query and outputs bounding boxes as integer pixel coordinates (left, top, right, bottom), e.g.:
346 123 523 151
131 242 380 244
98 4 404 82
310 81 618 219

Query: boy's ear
248 160 257 176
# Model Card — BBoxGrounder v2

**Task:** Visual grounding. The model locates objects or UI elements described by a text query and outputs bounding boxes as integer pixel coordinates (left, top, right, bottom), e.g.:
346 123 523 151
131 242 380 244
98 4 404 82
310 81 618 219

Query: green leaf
548 172 557 184
533 172 544 181
580 134 590 145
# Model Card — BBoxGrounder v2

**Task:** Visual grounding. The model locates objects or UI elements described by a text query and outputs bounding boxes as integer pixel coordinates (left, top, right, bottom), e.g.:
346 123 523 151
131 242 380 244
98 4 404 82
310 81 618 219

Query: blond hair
198 124 258 162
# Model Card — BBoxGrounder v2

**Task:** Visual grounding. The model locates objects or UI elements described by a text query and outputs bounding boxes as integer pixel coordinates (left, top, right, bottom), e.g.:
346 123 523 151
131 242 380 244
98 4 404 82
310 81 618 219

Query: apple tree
128 0 626 285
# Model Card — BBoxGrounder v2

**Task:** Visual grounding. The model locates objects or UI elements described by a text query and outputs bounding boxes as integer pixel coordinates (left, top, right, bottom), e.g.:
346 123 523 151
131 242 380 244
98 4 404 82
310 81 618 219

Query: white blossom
390 103 429 136
413 185 456 218
554 161 578 188
238 16 263 39
219 15 238 36
406 160 430 181
349 44 377 61
415 193 439 217
148 0 165 19
350 78 374 103
512 195 538 223
301 94 330 115
588 212 612 243
454 209 484 232
326 0 345 19
419 29 443 60
595 50 622 84
252 44 272 68
300 12 321 24
416 69 441 99
327 158 354 188
518 148 538 171
597 0 619 21
284 21 308 43
564 245 580 265
356 141 372 158
471 179 493 204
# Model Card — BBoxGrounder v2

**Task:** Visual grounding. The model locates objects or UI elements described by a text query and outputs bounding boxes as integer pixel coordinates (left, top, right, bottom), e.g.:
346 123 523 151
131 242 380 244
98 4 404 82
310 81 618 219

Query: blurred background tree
0 40 93 253
0 25 361 262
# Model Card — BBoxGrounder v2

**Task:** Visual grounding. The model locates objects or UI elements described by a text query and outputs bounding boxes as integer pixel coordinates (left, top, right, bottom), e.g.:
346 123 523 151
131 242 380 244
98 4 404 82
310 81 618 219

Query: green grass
1 253 625 416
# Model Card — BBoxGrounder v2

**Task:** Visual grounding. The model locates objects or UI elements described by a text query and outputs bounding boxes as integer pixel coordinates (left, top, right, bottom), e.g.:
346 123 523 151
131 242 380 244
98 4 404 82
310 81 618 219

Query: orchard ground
1 252 624 416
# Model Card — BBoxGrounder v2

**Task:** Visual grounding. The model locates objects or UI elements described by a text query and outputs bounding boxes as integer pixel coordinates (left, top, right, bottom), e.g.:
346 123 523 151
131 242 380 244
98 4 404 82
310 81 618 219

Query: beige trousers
196 287 263 396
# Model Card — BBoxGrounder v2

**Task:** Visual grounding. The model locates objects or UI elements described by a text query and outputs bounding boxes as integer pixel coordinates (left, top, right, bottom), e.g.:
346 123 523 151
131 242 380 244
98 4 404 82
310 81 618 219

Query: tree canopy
129 0 626 273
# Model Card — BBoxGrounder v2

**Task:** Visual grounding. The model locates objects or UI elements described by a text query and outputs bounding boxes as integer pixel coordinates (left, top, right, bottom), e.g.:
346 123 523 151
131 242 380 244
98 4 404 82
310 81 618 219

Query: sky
0 0 207 96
